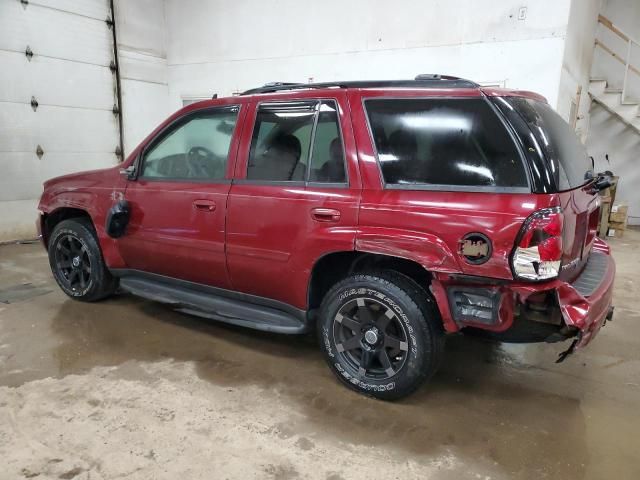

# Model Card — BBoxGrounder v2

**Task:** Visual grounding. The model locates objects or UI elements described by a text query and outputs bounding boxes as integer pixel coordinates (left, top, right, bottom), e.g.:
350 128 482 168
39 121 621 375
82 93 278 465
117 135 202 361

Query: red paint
557 184 602 281
556 237 615 348
39 167 128 268
37 84 615 350
347 88 559 281
226 91 361 308
116 178 232 287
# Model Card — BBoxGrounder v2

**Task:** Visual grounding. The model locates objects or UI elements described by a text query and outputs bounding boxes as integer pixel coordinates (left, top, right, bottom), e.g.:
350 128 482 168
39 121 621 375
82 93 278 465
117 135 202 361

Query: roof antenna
212 93 218 99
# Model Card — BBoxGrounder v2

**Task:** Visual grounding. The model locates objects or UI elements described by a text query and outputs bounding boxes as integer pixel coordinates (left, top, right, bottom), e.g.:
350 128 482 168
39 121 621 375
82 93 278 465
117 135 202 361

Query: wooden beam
594 39 640 78
598 14 629 42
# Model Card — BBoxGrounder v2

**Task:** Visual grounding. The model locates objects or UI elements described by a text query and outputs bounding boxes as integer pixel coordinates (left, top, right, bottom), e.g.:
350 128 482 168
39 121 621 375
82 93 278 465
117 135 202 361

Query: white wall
1 0 609 241
164 0 572 110
557 0 603 139
587 103 640 224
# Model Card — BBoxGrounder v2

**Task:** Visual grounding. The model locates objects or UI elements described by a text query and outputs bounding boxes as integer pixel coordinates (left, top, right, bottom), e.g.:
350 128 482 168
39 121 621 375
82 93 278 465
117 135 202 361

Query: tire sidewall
48 222 103 299
318 277 432 398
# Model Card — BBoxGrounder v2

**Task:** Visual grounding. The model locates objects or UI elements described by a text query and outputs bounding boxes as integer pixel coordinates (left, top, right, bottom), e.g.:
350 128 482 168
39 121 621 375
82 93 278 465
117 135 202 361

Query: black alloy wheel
54 234 92 292
48 218 118 301
318 271 445 400
334 297 409 380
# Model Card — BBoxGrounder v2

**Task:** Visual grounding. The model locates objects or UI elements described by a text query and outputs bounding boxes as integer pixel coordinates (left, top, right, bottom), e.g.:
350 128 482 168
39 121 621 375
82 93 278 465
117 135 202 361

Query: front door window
141 108 239 181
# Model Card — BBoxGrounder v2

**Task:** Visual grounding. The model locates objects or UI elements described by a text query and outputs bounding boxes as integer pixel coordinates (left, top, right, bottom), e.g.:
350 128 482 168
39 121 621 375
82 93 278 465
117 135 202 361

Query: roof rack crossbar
240 75 478 95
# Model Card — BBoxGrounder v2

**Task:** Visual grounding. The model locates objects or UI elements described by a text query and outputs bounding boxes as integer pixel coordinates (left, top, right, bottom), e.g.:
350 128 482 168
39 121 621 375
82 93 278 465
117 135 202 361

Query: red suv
38 75 615 399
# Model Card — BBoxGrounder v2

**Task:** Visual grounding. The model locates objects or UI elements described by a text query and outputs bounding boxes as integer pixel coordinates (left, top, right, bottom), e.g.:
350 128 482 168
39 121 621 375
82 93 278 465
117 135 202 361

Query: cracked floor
1 231 639 479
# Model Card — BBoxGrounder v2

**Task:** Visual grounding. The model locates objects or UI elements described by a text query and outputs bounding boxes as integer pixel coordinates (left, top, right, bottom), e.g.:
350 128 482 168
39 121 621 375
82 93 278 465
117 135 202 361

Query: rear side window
309 102 346 183
247 100 346 183
505 97 593 190
365 98 528 189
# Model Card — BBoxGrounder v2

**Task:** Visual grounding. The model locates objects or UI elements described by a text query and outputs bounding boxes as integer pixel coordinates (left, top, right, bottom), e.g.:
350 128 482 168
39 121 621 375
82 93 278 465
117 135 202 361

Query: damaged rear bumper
555 247 615 349
431 238 615 360
513 238 615 359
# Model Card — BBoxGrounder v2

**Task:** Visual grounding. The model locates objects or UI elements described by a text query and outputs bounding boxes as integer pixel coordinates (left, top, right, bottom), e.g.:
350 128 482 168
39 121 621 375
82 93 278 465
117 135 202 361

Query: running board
116 274 309 334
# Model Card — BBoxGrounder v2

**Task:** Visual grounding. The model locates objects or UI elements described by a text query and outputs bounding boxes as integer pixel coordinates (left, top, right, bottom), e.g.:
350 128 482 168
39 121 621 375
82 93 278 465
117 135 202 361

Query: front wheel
48 218 118 302
317 271 444 400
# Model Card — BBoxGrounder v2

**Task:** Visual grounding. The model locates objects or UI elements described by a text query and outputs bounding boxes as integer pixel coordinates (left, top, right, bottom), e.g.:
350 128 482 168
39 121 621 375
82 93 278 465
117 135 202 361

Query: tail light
512 207 564 281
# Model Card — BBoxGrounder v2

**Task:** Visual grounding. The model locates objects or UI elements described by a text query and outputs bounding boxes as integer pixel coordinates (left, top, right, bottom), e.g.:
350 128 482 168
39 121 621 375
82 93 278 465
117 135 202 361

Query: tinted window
308 101 346 183
247 102 315 181
247 100 346 183
141 108 238 180
365 98 528 188
506 97 593 190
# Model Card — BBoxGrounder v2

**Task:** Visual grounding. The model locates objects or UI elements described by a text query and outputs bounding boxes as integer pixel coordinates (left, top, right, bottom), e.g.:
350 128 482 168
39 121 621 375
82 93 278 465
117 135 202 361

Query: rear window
364 98 528 190
505 97 593 190
246 100 346 183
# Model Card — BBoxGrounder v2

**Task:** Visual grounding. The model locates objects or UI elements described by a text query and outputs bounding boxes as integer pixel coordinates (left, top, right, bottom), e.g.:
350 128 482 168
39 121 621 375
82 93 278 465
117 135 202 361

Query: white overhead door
0 0 121 241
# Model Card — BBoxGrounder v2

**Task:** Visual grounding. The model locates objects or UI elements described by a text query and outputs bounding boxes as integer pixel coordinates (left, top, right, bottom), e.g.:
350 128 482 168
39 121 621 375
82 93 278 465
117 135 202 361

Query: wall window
247 100 346 183
141 107 239 180
182 97 210 107
365 98 528 189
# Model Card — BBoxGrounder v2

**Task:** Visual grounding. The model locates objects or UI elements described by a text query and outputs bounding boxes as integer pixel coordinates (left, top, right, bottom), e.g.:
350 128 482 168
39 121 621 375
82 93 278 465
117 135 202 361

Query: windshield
505 97 593 190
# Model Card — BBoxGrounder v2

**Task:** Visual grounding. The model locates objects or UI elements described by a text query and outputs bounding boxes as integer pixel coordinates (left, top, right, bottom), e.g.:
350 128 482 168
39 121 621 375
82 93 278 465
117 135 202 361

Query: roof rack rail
261 82 301 89
414 73 466 81
240 74 478 95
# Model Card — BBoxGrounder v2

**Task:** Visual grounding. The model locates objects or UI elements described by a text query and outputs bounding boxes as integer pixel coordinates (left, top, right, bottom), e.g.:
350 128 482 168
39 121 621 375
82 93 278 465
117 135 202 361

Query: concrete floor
0 232 639 480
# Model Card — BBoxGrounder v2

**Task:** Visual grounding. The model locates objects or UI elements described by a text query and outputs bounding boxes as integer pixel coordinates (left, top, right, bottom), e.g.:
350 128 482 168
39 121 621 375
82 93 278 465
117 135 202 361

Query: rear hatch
501 97 599 282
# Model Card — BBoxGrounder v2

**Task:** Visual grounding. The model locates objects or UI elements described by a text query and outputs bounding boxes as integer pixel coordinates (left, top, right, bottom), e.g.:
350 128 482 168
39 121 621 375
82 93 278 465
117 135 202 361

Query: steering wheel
186 146 215 178
188 145 214 159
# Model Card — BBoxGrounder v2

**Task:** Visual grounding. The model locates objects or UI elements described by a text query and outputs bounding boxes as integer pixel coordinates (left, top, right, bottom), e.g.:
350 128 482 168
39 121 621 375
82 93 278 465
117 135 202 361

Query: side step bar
117 275 309 334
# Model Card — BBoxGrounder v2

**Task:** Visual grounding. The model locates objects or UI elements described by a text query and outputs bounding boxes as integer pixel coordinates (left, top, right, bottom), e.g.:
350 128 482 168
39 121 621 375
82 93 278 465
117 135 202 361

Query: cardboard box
609 203 628 224
607 220 627 238
607 227 624 238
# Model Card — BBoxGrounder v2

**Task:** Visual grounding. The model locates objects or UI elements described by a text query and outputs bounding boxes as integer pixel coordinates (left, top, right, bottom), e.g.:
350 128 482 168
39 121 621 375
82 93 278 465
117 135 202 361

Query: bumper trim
571 251 609 297
556 244 615 350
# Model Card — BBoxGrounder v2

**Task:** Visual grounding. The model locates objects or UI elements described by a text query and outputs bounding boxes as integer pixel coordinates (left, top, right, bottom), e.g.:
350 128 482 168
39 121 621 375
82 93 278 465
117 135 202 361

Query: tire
317 271 445 400
48 218 118 302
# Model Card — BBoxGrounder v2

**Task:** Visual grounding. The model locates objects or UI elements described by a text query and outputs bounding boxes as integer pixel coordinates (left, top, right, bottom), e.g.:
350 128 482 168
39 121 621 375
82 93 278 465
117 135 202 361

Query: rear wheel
317 271 444 400
48 218 117 301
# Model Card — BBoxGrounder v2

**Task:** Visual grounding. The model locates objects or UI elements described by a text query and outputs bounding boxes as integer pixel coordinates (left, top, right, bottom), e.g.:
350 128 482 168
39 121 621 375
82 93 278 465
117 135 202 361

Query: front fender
42 190 100 215
39 169 127 269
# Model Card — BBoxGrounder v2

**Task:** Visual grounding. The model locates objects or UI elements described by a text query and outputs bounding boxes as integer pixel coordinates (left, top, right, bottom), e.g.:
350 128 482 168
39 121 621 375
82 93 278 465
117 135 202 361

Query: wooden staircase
588 78 640 134
589 15 640 135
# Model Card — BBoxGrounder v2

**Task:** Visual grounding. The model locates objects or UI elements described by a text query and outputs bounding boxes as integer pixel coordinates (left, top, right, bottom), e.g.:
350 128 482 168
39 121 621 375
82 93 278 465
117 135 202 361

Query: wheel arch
42 207 94 247
307 250 434 313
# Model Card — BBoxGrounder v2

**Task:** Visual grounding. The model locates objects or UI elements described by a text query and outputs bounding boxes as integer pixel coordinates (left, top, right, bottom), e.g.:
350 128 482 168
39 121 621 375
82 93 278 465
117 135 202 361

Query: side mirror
119 165 136 179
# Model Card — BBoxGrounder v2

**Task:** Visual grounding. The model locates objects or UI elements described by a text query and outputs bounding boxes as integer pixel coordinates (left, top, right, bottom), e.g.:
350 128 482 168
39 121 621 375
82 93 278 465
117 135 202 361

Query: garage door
0 0 121 241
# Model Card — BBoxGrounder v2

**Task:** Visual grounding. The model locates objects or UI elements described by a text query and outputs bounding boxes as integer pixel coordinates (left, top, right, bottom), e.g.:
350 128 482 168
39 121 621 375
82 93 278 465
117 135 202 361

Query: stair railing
595 14 640 102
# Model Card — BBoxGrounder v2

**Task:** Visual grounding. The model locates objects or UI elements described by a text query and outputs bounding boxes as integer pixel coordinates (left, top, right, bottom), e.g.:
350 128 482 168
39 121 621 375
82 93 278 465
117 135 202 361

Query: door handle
193 200 216 212
310 208 341 222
